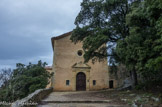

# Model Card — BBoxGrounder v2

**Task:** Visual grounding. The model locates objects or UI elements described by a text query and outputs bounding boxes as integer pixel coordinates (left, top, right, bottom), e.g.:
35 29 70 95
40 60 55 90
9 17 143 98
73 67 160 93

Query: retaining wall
11 87 53 107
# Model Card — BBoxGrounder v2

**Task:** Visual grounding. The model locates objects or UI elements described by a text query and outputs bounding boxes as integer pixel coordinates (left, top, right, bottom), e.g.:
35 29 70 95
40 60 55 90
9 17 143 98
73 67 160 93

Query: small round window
77 50 83 56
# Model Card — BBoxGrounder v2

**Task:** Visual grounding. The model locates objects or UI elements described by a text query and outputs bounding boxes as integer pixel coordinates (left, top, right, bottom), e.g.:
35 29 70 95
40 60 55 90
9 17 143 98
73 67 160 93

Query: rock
151 97 160 102
121 99 127 102
136 96 141 100
130 94 135 96
117 77 133 91
127 90 130 92
134 96 142 102
132 102 138 107
140 105 143 107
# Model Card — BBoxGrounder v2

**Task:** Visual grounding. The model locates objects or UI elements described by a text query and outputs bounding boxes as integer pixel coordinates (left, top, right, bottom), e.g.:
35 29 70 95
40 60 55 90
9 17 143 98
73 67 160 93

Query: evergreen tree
116 0 162 86
71 0 162 87
0 60 53 102
71 0 131 62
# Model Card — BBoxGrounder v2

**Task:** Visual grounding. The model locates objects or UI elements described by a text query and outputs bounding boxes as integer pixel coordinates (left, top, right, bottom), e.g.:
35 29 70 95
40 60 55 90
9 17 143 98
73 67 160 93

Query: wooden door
76 72 86 91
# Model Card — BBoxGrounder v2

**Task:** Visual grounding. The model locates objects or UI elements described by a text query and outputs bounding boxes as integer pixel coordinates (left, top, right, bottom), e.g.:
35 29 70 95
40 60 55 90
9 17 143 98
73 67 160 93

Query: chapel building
50 31 113 91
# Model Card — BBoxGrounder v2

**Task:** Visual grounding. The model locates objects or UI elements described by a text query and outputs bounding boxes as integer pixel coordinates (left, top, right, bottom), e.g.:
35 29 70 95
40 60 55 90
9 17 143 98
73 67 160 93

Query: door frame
72 69 90 91
76 72 86 91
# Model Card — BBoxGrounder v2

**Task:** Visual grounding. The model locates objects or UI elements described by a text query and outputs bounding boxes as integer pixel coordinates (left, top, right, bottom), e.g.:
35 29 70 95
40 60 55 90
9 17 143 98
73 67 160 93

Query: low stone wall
11 87 53 107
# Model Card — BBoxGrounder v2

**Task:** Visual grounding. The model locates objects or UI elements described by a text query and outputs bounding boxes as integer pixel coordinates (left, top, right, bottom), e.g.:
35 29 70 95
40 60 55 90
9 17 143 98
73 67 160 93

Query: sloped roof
51 31 72 50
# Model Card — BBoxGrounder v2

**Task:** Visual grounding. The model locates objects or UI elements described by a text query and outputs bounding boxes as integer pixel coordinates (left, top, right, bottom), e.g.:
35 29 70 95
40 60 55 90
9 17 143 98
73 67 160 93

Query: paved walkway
38 91 129 107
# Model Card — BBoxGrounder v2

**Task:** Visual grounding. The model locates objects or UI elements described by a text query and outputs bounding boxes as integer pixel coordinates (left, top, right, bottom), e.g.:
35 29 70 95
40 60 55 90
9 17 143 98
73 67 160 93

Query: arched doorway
76 72 86 91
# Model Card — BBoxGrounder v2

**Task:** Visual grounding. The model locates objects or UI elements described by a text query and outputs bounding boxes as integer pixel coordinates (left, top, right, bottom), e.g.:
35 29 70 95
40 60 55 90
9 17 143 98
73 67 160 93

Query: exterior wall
46 69 53 89
52 35 109 91
109 64 129 88
116 64 130 88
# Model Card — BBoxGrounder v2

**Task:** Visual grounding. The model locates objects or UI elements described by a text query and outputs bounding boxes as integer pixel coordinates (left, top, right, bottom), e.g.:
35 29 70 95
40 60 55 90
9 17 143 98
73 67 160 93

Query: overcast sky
0 0 82 69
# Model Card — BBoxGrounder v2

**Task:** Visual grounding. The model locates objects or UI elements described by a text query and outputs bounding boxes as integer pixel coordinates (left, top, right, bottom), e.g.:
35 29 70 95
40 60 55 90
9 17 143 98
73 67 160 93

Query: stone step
40 100 111 104
38 104 126 107
38 103 128 107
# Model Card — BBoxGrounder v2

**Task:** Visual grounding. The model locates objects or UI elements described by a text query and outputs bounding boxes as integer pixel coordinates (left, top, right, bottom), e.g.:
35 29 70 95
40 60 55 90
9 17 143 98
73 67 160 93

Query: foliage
116 0 162 84
71 0 139 86
0 60 53 102
0 68 13 88
71 0 162 87
70 0 131 63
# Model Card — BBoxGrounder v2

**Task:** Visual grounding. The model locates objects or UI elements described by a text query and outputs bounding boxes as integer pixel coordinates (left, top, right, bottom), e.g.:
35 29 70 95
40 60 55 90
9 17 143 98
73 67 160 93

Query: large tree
70 0 137 85
71 0 162 87
116 0 162 86
0 60 53 102
71 0 131 62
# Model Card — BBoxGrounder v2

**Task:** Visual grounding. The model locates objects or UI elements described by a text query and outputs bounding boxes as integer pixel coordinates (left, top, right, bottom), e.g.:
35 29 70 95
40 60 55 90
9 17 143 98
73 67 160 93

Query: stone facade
109 64 130 89
45 67 52 89
50 31 109 91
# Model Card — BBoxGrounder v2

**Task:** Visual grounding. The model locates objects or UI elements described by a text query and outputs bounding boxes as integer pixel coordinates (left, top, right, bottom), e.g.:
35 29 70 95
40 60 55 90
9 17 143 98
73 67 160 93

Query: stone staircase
37 91 129 107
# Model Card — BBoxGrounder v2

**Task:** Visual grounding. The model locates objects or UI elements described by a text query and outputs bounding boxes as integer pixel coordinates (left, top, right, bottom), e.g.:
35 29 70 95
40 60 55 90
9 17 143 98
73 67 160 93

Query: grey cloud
0 0 82 69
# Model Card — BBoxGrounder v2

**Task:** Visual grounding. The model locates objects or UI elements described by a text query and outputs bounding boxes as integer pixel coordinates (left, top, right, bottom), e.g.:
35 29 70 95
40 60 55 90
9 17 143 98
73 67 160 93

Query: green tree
70 0 138 85
70 0 131 62
0 60 53 102
116 0 162 87
71 0 162 87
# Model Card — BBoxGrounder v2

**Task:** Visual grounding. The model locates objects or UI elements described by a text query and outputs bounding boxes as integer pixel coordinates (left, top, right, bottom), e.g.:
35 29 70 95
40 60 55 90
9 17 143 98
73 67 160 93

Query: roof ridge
51 31 72 50
51 31 72 40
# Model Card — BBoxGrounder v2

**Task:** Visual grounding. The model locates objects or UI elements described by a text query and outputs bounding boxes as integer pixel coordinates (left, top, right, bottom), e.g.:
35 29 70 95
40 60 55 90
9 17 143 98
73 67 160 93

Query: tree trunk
130 69 138 87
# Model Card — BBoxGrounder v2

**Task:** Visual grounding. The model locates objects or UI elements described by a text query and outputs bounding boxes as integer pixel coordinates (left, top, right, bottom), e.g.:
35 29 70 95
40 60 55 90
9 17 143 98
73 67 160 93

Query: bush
0 60 53 102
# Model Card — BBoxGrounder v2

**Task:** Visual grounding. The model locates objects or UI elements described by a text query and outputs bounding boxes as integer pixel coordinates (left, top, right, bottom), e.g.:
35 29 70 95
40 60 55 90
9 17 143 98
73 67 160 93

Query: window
93 80 96 86
66 80 70 86
77 50 83 56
